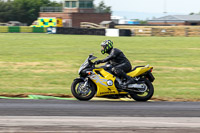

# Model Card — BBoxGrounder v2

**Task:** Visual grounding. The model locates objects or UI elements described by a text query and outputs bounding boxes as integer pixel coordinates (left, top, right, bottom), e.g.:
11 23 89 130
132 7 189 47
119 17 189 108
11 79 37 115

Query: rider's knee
112 67 122 76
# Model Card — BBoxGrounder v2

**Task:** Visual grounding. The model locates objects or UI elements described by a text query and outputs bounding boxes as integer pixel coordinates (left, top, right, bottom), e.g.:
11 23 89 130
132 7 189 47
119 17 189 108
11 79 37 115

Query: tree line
0 0 111 25
0 0 62 25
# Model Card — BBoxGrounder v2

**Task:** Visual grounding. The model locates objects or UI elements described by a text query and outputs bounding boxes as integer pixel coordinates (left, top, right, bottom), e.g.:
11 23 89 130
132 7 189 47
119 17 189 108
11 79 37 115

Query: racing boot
124 75 135 86
120 72 135 87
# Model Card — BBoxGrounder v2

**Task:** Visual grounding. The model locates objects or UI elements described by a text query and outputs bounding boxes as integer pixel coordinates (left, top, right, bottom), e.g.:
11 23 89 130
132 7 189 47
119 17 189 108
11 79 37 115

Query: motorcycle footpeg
122 85 127 90
120 83 128 90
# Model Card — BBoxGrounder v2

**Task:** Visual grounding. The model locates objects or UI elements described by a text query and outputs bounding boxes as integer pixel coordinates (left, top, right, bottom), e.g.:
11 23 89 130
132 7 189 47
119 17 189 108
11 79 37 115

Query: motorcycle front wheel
71 79 96 101
130 80 154 102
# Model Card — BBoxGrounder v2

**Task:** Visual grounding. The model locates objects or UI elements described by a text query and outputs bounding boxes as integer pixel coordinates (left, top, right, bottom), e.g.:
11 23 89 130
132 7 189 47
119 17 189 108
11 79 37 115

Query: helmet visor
101 46 105 50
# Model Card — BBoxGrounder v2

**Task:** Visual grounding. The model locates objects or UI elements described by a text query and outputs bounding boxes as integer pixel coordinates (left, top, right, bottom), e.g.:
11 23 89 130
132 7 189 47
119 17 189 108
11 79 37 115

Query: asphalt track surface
0 99 200 117
0 99 200 132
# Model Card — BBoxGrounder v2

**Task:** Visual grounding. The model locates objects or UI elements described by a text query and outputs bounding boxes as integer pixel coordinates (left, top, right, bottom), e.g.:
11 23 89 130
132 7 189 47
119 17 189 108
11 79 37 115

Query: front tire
71 79 96 101
130 80 154 101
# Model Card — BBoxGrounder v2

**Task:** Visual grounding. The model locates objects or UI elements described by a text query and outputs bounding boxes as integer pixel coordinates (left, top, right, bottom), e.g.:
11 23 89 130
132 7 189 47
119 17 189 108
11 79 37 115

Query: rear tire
130 80 154 102
71 79 96 101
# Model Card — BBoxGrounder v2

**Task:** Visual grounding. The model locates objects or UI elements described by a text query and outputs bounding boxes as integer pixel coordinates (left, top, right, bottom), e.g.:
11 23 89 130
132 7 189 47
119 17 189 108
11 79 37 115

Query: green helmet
101 40 113 54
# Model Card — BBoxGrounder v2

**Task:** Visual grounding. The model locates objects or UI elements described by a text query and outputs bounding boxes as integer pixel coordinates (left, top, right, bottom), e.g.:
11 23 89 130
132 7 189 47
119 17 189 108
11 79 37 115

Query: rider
95 40 134 86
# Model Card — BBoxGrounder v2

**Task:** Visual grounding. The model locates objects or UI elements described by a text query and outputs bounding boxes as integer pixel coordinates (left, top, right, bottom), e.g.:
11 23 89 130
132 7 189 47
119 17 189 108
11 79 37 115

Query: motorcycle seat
130 66 145 72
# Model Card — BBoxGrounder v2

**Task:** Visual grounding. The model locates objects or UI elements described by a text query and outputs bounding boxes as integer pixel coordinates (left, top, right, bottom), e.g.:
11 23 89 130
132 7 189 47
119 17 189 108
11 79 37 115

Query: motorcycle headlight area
107 80 113 86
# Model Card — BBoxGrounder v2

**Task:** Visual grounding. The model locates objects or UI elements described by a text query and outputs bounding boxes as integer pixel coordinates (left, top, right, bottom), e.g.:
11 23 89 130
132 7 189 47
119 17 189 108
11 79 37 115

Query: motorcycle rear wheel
71 79 96 101
130 80 154 101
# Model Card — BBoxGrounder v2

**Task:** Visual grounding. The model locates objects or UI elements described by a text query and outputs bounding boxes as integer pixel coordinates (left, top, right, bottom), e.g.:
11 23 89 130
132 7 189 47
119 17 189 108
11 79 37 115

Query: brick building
148 15 200 26
40 0 111 27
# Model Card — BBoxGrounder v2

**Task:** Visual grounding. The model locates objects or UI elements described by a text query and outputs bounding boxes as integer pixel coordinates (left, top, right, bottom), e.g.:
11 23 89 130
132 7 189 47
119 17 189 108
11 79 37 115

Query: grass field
0 33 200 101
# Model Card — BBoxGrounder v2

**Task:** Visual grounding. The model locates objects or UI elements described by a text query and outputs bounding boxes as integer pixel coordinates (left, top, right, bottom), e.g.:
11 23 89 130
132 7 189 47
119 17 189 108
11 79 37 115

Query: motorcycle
71 54 155 101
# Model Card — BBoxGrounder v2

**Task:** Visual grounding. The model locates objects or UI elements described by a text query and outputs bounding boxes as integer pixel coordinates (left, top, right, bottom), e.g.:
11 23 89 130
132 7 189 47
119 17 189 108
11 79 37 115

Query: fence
131 28 152 36
48 27 131 36
1 26 200 37
55 27 105 35
0 26 47 33
0 26 131 36
116 26 200 37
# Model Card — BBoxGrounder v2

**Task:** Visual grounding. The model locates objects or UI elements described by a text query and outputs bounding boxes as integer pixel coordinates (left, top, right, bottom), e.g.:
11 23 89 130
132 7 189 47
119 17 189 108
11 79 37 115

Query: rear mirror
89 53 94 58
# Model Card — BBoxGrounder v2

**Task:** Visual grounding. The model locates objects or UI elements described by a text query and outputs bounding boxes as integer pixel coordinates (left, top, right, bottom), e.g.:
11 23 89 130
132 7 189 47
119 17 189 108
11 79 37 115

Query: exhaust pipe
128 84 146 89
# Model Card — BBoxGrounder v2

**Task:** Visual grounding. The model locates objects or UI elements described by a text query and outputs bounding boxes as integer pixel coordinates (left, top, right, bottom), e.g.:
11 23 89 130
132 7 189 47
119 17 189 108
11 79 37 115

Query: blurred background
0 0 200 101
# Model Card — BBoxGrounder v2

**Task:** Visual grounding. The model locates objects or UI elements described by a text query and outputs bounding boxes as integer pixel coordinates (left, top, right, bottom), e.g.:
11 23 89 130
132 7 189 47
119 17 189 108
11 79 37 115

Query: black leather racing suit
101 48 132 79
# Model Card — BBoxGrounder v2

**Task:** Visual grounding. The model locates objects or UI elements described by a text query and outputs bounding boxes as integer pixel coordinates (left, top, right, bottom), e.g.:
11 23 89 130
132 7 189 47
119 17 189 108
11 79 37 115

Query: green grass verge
0 33 200 101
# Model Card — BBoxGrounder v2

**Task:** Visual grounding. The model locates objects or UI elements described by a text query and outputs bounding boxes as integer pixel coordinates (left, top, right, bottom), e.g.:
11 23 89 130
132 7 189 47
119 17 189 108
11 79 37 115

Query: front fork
83 78 89 88
74 76 91 88
77 77 91 95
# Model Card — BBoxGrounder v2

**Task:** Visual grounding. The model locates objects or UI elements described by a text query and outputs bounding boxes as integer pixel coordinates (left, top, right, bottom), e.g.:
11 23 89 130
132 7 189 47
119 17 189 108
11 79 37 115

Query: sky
54 0 200 20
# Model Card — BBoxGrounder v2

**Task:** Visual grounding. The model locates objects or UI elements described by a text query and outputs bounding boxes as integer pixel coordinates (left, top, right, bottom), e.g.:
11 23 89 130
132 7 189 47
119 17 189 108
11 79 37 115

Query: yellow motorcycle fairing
127 65 153 77
90 68 127 97
90 65 153 97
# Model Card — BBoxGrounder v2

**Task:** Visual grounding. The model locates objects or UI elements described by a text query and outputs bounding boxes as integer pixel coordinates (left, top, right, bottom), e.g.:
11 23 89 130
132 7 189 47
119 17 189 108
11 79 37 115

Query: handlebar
94 61 98 65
